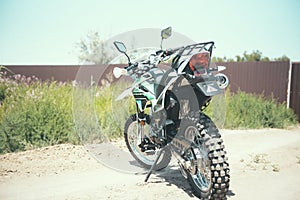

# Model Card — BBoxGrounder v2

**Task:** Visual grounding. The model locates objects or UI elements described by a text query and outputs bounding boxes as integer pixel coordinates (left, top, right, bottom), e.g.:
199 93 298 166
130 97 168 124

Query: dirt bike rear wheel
124 114 172 171
181 114 230 199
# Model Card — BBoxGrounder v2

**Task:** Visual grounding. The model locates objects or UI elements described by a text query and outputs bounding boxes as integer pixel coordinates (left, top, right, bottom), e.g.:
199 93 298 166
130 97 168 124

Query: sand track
1 128 300 200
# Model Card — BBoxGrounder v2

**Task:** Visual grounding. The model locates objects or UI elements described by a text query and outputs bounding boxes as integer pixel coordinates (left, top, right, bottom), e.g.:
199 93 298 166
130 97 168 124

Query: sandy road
1 128 300 200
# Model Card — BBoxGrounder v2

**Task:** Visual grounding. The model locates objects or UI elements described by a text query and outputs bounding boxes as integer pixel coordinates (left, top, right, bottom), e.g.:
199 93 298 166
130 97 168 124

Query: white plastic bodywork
113 67 128 78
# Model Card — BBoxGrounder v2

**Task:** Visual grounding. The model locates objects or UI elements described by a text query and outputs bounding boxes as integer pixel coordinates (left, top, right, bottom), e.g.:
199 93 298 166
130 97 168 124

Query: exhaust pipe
215 73 229 89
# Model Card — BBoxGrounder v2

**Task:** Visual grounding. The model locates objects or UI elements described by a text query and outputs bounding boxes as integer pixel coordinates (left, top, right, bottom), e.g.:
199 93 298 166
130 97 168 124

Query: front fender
116 87 132 101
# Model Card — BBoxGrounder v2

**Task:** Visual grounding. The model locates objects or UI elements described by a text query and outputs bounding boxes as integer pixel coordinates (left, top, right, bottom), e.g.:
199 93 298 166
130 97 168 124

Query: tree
211 56 227 62
76 31 112 64
235 55 244 62
274 55 290 61
243 50 259 61
212 50 289 62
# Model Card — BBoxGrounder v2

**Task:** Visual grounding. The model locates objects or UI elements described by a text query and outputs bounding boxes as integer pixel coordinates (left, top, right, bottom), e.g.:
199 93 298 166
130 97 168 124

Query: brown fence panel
5 65 80 82
4 65 124 83
290 63 300 122
215 61 290 103
5 62 290 103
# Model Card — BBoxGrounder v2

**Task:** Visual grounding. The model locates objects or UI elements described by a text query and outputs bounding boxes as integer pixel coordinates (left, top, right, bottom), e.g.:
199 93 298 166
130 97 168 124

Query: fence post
287 61 292 108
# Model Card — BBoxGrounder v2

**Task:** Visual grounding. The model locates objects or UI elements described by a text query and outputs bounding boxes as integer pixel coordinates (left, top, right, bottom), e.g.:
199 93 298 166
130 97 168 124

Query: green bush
71 81 135 144
0 84 6 102
0 74 135 153
94 83 135 139
223 90 297 129
0 78 78 153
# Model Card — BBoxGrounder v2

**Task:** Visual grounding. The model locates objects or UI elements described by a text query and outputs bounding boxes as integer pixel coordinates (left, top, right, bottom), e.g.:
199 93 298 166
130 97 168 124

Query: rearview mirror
114 41 127 53
161 27 172 39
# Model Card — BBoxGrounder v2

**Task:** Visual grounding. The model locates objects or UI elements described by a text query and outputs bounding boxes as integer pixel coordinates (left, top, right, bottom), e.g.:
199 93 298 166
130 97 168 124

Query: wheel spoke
127 121 159 165
184 125 212 192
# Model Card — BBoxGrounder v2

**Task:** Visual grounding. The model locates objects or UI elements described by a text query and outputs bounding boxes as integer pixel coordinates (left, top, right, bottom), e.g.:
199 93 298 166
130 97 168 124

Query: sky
0 0 299 64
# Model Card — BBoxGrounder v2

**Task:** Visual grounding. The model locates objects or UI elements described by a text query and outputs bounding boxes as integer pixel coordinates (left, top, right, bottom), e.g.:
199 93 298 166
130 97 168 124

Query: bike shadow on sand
146 164 235 198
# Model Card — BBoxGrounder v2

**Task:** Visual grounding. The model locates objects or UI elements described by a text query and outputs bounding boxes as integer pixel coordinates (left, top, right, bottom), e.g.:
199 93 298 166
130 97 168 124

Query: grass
0 71 298 153
0 75 77 153
205 89 297 129
0 72 136 153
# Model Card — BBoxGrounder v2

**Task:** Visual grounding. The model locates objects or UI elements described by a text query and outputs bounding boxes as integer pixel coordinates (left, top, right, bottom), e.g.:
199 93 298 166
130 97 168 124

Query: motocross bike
112 27 230 199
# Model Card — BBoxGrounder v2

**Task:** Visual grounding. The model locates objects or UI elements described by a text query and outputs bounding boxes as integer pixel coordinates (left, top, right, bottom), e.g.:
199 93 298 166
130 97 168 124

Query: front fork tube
136 100 147 144
138 123 144 144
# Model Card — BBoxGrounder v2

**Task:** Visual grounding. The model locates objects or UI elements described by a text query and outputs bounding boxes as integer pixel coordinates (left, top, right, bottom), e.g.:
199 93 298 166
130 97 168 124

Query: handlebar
125 62 138 71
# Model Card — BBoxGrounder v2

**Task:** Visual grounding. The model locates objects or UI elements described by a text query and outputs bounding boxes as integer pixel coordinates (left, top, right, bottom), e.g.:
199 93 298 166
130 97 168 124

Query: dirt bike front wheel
124 114 172 171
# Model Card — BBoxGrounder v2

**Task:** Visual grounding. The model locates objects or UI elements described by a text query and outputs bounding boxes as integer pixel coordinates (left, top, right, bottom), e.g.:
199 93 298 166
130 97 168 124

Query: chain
200 99 211 111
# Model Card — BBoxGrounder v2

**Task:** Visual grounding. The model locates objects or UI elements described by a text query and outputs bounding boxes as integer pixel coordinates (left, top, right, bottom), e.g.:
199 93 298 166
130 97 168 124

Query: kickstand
144 146 166 182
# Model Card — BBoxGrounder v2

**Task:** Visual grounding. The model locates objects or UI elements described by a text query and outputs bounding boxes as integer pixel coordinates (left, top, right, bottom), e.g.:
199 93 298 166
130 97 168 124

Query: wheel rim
127 121 162 166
